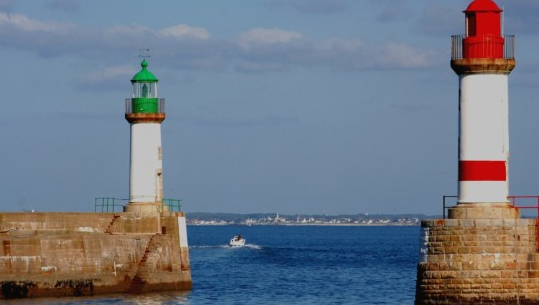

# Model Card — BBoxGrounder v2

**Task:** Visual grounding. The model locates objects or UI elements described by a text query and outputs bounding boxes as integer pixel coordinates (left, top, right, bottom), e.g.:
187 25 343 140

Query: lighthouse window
142 84 149 98
133 82 157 98
467 14 476 36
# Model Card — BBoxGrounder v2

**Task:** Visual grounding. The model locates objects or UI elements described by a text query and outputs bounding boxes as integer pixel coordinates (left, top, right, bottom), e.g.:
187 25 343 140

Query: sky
1 0 539 216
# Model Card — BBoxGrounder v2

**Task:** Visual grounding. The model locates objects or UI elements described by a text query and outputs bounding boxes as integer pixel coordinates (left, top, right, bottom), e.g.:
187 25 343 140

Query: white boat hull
230 236 246 247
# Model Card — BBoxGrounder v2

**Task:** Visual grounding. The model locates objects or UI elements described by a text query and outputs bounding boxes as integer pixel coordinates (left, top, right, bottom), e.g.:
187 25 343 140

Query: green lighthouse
131 59 159 113
125 59 166 214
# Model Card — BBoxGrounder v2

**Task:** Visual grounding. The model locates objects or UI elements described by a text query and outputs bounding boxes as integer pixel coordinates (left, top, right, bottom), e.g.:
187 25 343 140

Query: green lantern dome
131 59 158 83
130 59 159 113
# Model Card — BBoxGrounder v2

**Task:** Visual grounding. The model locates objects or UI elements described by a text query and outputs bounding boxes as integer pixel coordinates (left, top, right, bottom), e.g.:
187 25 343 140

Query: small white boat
230 235 246 247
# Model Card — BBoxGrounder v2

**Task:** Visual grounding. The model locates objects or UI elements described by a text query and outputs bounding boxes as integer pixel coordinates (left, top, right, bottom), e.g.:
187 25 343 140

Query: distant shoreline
185 212 427 226
187 223 420 227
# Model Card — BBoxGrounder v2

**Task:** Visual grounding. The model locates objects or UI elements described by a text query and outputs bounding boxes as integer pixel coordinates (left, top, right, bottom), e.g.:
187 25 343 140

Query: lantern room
463 0 504 58
131 59 159 113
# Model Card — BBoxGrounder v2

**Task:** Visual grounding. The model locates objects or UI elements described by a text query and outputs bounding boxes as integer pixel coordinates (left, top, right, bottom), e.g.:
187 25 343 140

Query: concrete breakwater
0 212 191 298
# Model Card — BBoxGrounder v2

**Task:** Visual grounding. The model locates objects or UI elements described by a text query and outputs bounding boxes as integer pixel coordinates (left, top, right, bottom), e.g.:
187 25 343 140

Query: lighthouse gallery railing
125 98 166 114
451 34 515 60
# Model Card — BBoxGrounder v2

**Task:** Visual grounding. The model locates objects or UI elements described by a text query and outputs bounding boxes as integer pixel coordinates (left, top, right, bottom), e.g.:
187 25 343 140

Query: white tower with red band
415 2 530 303
450 0 516 217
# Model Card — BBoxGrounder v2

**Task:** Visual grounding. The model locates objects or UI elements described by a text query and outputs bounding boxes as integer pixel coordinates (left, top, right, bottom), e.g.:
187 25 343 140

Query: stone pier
415 208 539 304
0 212 191 298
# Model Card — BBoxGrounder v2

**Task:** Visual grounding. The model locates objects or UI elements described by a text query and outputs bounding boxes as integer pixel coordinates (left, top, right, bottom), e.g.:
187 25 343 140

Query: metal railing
509 196 539 218
509 196 539 252
442 195 458 219
443 195 539 251
442 195 539 218
125 98 165 114
95 197 127 212
451 34 515 60
94 197 182 213
162 199 182 212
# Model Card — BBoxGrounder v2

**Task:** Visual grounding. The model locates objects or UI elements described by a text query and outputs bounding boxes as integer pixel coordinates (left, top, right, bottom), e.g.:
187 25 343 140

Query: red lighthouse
449 0 516 218
415 2 539 304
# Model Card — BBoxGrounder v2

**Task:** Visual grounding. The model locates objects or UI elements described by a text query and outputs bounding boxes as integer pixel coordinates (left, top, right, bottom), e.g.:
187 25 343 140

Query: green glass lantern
131 59 158 113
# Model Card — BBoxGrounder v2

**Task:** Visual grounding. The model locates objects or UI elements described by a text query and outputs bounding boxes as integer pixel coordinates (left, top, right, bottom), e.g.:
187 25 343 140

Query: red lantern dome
463 0 504 58
465 0 501 13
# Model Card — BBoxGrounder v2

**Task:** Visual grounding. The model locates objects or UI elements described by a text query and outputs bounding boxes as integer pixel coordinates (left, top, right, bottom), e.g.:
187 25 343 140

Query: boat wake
227 243 262 250
244 244 262 250
190 244 262 250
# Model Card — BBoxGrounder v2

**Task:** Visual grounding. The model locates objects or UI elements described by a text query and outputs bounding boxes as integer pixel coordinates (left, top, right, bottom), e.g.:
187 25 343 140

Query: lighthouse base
448 203 520 219
123 202 161 215
415 218 539 304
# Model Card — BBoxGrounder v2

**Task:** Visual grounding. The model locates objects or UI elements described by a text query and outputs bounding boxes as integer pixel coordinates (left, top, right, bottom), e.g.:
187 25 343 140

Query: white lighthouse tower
124 59 166 214
449 0 516 219
415 2 538 303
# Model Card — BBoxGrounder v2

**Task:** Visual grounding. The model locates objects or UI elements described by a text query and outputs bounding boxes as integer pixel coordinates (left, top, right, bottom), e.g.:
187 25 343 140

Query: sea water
5 225 419 305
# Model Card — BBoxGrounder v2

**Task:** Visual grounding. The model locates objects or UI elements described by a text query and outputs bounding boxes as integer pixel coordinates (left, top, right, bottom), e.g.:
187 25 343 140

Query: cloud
104 24 153 38
0 12 216 64
0 11 74 33
373 42 436 68
46 0 79 12
75 65 135 91
159 24 210 40
236 28 305 61
0 12 439 75
235 31 438 72
238 28 302 48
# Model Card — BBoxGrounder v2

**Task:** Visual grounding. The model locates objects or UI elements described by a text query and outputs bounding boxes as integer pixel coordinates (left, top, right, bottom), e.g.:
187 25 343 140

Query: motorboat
230 235 246 247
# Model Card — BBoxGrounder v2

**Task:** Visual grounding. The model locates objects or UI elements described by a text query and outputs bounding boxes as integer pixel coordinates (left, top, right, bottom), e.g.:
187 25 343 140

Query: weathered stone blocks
0 212 191 298
416 217 539 304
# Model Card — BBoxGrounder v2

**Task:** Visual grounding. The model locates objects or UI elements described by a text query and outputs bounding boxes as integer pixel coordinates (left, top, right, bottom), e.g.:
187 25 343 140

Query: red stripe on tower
459 161 506 181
